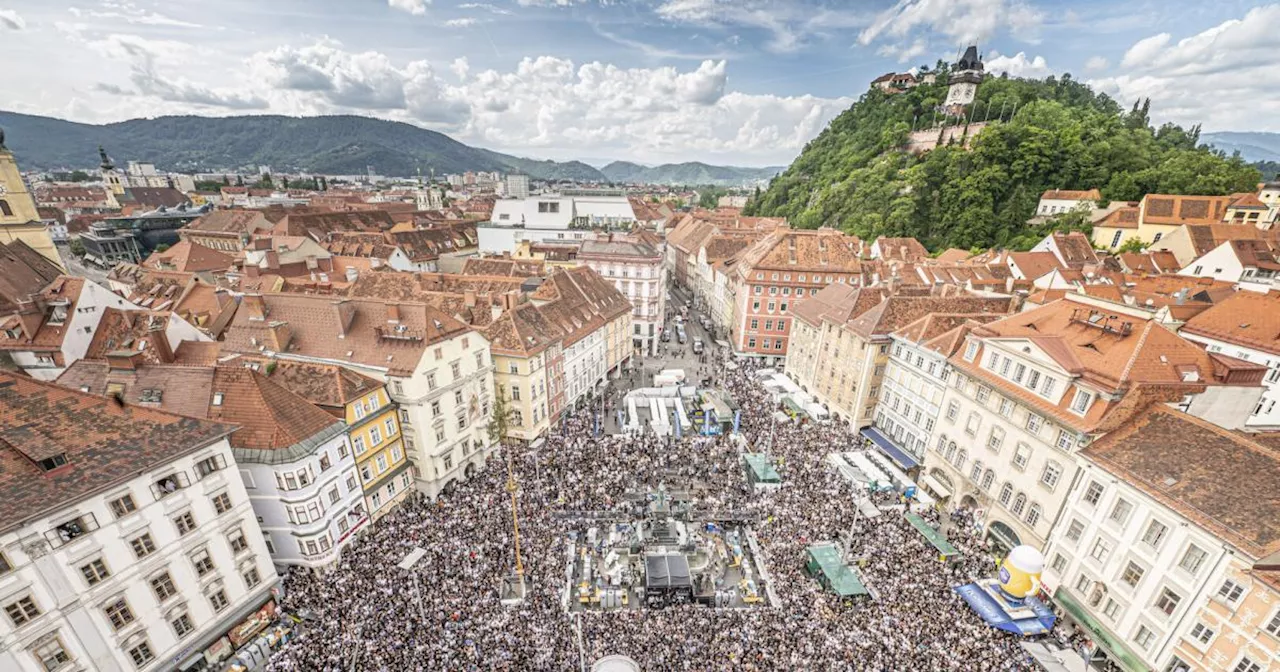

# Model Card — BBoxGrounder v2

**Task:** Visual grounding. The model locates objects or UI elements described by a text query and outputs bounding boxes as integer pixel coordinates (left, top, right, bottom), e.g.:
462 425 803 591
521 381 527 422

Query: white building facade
0 435 278 672
578 237 666 356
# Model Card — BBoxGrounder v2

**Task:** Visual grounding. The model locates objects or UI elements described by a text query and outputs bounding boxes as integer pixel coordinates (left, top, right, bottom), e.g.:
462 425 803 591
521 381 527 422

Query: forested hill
744 72 1261 251
0 111 608 182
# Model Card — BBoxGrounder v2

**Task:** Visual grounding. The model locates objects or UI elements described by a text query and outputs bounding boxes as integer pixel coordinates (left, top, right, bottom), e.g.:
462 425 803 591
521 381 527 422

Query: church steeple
98 145 115 171
0 127 7 151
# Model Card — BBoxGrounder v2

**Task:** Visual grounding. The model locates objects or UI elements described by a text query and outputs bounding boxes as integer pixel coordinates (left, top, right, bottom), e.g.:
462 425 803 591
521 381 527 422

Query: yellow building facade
346 386 412 520
1169 561 1280 672
0 132 62 268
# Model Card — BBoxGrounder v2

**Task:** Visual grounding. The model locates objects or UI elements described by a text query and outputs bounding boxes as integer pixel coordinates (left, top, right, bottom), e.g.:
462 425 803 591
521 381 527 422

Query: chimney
345 266 359 283
463 289 477 308
490 297 504 322
264 250 280 270
386 304 400 324
243 294 267 320
332 300 357 336
267 321 293 351
147 320 174 364
245 264 261 279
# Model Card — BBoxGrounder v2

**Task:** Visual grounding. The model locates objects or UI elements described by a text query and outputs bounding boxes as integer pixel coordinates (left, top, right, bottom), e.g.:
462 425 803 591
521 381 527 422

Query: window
946 401 959 421
451 362 461 379
1083 481 1104 506
1134 625 1155 650
173 611 195 638
1186 621 1214 646
1265 608 1280 636
353 436 366 454
1040 378 1056 397
195 454 227 478
1088 538 1111 562
192 550 215 577
1179 545 1208 575
1103 598 1121 620
212 492 233 515
1027 370 1041 390
1025 413 1043 434
998 397 1013 417
1155 587 1182 616
1071 390 1091 414
80 558 111 586
1232 657 1262 672
964 412 980 436
104 598 135 630
1075 574 1093 594
1011 493 1027 516
33 636 71 670
385 418 397 437
127 641 154 668
130 533 156 559
1109 499 1133 526
1051 553 1067 573
5 596 40 627
1217 579 1244 604
976 385 991 403
229 528 249 554
964 341 979 361
370 426 382 444
0 551 9 575
243 564 262 588
1164 657 1191 672
1040 462 1063 490
109 493 137 518
1026 504 1042 527
1065 519 1085 542
318 453 331 472
999 483 1013 506
1054 429 1073 451
209 589 229 612
1013 443 1031 470
987 427 1004 452
1121 561 1145 588
174 512 197 536
150 572 178 601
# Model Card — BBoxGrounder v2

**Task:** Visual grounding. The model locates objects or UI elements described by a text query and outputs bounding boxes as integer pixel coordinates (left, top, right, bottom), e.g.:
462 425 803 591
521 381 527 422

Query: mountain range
1201 132 1280 163
599 161 783 185
0 111 776 186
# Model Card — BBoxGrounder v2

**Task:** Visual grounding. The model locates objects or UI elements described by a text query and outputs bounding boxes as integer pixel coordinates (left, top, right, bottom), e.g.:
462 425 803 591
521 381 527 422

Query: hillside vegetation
600 161 783 186
745 71 1260 250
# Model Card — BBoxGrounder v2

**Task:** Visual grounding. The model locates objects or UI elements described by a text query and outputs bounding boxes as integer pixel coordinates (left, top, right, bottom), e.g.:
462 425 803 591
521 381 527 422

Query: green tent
743 453 782 485
805 543 869 597
905 513 960 559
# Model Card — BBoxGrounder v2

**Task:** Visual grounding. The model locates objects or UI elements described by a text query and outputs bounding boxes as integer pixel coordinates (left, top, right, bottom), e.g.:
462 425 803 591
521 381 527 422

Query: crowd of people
266 350 1041 671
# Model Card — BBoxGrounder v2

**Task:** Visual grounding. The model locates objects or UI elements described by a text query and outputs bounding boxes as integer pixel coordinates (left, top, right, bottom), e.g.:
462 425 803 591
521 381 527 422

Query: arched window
1026 504 1042 527
981 469 995 491
945 441 957 461
954 449 967 470
0 200 12 217
1011 493 1027 516
936 434 947 453
970 460 984 482
998 483 1013 506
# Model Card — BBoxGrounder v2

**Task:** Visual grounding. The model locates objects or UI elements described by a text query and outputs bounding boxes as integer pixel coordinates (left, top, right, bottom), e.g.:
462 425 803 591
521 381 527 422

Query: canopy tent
857 497 883 520
645 554 692 591
920 473 953 499
1019 642 1088 672
860 426 920 470
1053 589 1148 672
781 396 807 419
954 583 1057 635
905 513 960 559
743 453 782 485
805 543 869 597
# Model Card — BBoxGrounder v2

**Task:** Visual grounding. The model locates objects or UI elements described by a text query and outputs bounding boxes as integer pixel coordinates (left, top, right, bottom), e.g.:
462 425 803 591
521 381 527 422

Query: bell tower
0 128 64 268
99 145 125 195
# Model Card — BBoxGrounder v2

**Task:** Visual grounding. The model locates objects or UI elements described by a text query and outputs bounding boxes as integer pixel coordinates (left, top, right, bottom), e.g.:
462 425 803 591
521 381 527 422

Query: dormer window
48 306 68 325
38 453 68 471
213 393 224 406
139 389 162 403
964 342 979 362
1071 390 1092 414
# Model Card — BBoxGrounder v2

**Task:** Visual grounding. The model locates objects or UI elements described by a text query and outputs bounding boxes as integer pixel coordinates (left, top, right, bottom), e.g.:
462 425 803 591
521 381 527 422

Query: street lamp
502 447 528 604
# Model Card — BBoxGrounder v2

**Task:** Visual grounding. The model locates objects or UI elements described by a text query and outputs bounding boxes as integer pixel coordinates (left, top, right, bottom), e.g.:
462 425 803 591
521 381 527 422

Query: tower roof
98 145 114 171
957 45 983 72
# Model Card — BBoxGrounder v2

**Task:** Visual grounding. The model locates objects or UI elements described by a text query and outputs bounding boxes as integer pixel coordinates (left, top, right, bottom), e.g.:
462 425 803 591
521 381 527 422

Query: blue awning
860 427 920 470
955 583 1056 636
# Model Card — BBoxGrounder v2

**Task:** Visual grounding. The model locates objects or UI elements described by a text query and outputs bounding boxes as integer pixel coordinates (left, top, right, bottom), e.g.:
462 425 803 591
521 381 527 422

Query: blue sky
1 0 1277 166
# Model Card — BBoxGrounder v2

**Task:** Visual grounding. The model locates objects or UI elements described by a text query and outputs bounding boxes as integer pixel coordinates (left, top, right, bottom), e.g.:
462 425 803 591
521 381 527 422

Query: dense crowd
266 350 1039 671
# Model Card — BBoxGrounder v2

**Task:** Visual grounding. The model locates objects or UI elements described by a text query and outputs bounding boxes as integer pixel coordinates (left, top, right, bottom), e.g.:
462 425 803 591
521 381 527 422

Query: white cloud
1119 33 1169 69
444 17 479 27
458 2 510 14
85 33 267 109
388 0 429 16
0 9 26 30
1084 56 1108 71
858 0 1042 48
1090 4 1280 132
654 0 812 54
876 39 928 64
985 50 1051 78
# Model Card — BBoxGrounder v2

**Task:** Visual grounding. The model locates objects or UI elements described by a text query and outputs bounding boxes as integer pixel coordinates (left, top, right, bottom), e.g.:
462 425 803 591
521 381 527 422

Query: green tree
68 238 85 257
486 386 519 448
1117 237 1146 254
153 243 171 253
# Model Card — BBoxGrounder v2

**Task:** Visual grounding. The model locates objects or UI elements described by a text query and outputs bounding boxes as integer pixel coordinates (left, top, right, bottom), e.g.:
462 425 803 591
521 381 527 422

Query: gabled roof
210 366 341 452
0 240 64 313
845 295 1016 339
1181 291 1280 355
143 239 234 273
183 209 272 234
0 372 235 532
1141 194 1232 226
934 248 973 264
737 229 863 273
254 358 383 412
57 360 216 420
1040 189 1102 202
1007 251 1063 280
84 308 176 364
1083 404 1280 559
1095 205 1140 229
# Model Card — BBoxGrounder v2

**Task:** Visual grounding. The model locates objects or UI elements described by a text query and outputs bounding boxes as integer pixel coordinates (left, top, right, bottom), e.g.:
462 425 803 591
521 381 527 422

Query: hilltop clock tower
944 46 984 116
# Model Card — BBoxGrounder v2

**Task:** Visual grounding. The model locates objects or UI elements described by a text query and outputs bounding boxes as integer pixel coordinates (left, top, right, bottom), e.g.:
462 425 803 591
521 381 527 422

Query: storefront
170 590 295 672
1050 588 1148 672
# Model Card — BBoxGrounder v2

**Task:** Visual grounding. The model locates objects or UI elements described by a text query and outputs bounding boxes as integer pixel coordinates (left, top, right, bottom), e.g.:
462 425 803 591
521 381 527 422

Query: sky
1 0 1277 167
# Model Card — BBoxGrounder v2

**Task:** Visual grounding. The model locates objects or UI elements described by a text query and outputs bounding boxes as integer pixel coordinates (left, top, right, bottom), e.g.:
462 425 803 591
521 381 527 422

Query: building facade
578 234 666 355
0 132 62 268
0 373 279 672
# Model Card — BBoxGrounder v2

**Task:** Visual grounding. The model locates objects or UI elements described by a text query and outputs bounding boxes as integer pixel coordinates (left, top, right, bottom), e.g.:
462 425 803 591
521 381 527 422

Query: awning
860 427 920 470
906 512 960 558
1053 588 1147 672
955 583 1056 635
1020 642 1088 672
920 473 953 499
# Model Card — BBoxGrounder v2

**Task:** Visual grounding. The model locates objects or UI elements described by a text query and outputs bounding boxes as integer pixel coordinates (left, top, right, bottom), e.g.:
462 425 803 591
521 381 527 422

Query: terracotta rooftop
1041 189 1102 202
83 309 178 364
0 372 235 533
1048 232 1100 268
1008 251 1064 280
845 294 1016 339
1083 404 1280 559
893 312 1008 346
1096 205 1140 229
56 360 215 420
142 239 234 274
0 276 88 353
172 340 224 366
0 240 64 314
1141 194 1232 226
737 229 863 274
253 358 383 413
461 257 546 277
1181 291 1280 355
934 248 973 264
874 236 929 263
183 209 272 235
210 366 341 453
